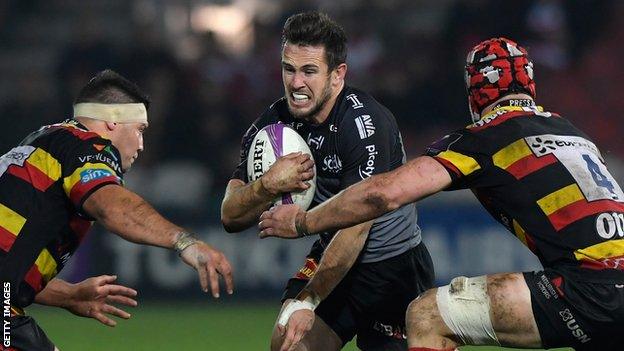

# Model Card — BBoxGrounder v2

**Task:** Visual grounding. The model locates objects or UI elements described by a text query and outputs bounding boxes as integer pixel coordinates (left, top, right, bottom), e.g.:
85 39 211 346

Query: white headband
73 103 148 124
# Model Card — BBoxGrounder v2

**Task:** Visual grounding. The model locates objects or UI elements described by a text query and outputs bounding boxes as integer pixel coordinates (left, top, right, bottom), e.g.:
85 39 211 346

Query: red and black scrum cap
465 37 536 122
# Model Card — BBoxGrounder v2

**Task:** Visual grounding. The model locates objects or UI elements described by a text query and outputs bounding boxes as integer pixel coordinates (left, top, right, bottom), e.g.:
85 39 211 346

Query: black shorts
283 241 435 351
524 269 624 351
1 316 55 351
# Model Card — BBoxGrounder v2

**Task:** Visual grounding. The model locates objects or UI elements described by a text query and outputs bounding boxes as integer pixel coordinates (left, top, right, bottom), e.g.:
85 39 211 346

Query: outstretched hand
65 275 137 327
180 241 234 298
258 204 306 239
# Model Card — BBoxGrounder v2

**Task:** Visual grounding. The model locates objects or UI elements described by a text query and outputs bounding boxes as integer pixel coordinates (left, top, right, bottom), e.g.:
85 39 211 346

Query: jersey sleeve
425 129 496 190
61 140 124 213
231 122 261 182
337 111 395 189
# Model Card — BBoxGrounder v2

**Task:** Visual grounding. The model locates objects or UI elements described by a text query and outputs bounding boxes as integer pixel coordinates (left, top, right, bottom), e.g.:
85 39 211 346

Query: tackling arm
83 184 184 248
303 156 451 234
83 184 234 297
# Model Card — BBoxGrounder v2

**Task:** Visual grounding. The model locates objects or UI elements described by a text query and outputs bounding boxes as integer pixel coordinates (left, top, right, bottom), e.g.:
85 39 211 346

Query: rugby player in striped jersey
260 38 624 351
0 70 233 350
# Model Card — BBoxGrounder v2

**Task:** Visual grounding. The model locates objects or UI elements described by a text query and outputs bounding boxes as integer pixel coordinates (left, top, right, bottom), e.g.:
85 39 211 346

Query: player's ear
105 121 118 131
333 63 347 85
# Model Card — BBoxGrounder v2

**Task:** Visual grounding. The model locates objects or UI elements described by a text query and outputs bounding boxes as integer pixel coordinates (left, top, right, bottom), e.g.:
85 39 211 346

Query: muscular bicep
83 184 182 247
374 156 452 208
82 184 136 222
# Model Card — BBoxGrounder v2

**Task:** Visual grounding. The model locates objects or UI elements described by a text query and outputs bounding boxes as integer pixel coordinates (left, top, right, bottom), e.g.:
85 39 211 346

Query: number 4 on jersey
583 154 618 200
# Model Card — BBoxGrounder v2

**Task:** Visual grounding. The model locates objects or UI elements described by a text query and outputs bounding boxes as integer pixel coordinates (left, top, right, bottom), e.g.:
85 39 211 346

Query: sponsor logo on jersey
307 134 325 150
104 146 118 161
372 321 406 339
79 154 121 173
322 155 342 173
595 212 624 239
468 108 509 129
80 169 113 184
0 146 35 176
346 93 364 109
526 135 599 157
358 145 378 179
559 308 591 344
4 150 30 162
60 252 72 265
251 139 265 180
536 274 559 300
355 115 375 139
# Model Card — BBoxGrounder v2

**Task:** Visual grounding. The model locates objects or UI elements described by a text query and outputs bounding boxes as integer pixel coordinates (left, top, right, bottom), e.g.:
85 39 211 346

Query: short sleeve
231 123 260 182
338 112 394 189
62 141 124 211
425 130 495 190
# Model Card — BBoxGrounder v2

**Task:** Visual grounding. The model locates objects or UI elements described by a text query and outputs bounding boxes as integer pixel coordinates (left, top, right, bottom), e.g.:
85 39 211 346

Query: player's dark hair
282 11 347 71
75 70 150 109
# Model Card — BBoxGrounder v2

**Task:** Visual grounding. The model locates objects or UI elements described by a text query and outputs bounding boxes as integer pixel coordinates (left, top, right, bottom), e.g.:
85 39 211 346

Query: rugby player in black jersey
0 70 233 350
222 11 434 351
260 38 624 351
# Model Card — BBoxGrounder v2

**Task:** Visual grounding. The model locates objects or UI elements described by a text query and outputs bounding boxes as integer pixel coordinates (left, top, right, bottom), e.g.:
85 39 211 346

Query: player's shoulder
24 120 112 154
340 86 389 116
337 86 396 135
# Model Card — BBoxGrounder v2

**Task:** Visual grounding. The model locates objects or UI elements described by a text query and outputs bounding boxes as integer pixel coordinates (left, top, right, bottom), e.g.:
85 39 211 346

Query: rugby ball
247 123 316 210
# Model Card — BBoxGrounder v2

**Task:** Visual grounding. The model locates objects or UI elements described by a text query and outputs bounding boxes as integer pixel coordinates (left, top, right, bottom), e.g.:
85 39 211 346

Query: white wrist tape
277 300 316 327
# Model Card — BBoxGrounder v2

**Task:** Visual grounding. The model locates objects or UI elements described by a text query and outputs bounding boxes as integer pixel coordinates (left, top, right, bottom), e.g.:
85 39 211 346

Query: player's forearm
84 184 183 248
34 278 73 309
221 179 275 232
302 175 393 235
303 156 451 234
297 221 372 303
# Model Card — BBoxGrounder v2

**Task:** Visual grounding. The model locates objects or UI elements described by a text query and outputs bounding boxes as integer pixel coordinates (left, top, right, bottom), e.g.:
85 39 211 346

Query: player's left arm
34 276 138 327
260 155 452 238
276 220 373 351
63 142 233 297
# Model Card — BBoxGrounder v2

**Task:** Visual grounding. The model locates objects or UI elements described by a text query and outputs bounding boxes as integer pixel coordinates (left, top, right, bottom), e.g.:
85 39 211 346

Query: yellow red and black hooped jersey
426 105 624 283
0 119 124 307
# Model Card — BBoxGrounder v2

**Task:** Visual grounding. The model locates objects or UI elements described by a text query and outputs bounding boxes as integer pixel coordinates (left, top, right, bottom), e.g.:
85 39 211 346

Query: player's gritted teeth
291 92 311 106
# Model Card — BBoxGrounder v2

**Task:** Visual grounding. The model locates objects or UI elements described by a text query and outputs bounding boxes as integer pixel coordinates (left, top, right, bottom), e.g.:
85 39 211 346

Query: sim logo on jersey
80 169 113 184
355 115 375 139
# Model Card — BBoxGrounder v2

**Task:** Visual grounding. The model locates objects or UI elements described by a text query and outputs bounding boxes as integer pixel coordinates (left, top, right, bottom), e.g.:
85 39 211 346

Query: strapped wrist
174 232 199 256
295 211 310 237
298 288 321 308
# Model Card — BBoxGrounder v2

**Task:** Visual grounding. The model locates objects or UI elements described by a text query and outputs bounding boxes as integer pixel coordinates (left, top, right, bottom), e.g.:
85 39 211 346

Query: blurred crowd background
1 0 623 297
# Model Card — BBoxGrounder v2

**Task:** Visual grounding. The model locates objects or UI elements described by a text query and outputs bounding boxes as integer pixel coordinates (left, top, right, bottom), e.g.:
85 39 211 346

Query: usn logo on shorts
80 169 113 183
